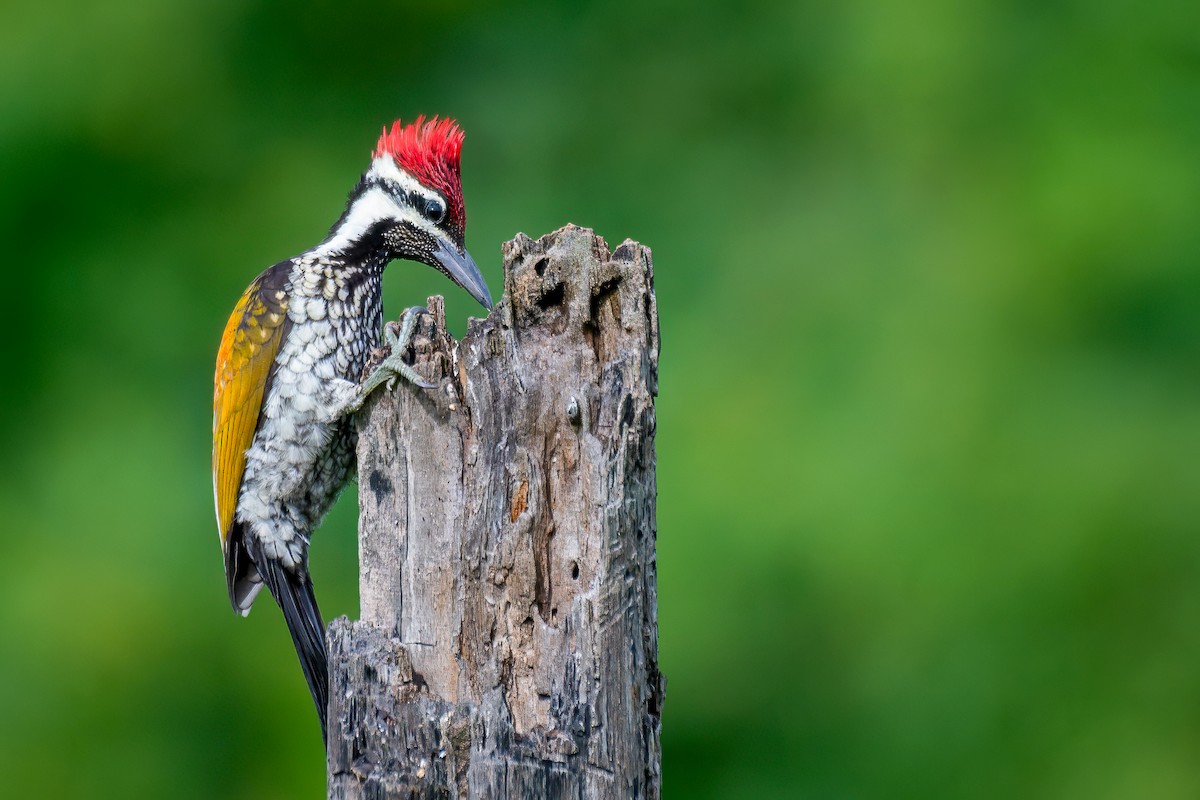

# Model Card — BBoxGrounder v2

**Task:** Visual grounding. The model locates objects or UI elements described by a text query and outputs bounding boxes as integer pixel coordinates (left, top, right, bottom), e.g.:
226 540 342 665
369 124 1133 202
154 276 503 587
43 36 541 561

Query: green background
2 1 1198 797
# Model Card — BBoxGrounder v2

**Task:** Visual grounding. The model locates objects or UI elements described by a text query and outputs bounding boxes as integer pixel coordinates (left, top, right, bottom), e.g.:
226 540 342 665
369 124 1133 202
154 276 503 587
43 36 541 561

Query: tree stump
327 225 663 799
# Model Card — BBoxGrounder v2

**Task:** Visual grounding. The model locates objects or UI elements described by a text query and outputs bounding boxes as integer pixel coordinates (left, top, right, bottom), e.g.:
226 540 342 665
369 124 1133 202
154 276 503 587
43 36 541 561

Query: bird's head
325 116 492 310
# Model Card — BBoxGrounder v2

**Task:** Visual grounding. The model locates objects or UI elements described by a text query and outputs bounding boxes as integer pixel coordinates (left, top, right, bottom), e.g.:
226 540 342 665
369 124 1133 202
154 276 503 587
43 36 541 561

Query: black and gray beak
433 240 493 310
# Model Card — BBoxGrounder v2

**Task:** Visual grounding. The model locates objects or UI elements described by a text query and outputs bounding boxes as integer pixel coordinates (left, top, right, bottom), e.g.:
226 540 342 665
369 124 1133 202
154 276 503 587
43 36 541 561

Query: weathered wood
327 225 663 799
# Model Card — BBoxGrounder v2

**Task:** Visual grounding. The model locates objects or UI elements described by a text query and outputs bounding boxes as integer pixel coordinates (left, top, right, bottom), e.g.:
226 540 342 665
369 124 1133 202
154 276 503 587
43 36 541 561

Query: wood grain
328 225 663 799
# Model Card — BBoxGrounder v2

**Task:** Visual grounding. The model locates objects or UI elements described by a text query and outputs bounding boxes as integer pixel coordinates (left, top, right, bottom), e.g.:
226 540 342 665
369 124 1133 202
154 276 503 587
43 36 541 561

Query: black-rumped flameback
212 118 492 741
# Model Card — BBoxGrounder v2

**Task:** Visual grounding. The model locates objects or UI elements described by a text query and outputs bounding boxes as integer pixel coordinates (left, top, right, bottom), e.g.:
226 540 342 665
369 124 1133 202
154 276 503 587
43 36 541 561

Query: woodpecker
212 117 491 741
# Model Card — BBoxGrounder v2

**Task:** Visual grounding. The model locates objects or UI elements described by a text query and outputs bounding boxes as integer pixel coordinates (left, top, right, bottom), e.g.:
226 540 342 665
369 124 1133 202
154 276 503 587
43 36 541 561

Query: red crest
374 116 466 235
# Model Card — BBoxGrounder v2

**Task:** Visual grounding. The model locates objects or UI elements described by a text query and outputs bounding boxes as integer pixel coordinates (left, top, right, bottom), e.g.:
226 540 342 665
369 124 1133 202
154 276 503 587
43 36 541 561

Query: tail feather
254 551 329 742
224 527 263 616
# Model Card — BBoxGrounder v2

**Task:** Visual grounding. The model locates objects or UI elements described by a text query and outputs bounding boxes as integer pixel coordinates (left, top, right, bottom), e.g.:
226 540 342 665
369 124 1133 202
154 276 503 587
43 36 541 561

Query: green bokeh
2 1 1198 797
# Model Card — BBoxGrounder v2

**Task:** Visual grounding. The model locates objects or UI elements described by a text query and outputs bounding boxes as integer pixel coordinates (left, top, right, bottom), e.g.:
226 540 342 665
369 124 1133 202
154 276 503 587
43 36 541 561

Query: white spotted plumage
235 254 382 593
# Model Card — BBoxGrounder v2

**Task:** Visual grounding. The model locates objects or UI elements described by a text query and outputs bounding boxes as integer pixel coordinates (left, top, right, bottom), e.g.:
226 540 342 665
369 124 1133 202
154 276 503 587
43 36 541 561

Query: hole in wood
590 276 621 322
538 282 565 310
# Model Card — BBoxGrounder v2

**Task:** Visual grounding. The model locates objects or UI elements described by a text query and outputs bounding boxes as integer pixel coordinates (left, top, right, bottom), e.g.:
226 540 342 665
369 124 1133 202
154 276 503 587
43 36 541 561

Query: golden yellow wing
212 263 292 545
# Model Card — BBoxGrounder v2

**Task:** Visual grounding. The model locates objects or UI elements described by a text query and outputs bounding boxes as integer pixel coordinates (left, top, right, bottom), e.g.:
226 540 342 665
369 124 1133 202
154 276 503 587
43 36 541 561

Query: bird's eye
423 196 446 224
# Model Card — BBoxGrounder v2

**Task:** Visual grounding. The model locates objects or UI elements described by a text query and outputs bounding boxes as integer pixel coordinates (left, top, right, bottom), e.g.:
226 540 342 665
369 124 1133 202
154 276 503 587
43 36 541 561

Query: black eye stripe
374 181 445 224
373 181 408 207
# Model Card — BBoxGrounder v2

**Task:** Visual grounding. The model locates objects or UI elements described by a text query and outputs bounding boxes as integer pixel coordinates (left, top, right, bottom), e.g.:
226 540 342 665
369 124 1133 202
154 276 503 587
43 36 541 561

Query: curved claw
385 306 434 347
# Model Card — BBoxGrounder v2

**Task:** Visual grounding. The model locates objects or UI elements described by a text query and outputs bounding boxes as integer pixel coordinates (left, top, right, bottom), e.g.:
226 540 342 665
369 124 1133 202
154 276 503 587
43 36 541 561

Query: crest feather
373 116 466 234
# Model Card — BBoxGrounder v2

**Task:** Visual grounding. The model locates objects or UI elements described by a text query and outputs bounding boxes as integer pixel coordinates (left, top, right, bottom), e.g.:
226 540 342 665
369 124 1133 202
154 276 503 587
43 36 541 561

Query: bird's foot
361 306 436 395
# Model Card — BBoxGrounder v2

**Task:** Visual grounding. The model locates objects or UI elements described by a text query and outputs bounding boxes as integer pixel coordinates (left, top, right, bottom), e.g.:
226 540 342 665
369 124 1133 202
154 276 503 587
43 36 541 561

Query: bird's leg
323 306 434 422
361 306 436 395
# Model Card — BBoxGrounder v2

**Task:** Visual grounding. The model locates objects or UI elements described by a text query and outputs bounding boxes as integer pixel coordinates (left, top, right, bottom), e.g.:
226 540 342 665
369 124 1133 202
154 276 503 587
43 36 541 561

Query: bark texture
327 225 663 799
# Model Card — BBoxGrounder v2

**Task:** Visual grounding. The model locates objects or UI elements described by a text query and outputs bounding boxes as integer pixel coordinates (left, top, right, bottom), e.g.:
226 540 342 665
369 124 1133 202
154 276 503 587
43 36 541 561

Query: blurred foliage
1 0 1198 797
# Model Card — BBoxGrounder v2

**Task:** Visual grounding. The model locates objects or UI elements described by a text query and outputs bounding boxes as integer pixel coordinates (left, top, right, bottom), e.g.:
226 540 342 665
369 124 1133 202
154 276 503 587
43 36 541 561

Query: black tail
255 553 329 743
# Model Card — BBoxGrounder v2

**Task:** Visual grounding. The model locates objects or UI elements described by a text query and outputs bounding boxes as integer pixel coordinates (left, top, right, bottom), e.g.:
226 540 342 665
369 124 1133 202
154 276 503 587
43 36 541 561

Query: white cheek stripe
315 158 446 256
316 188 402 255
